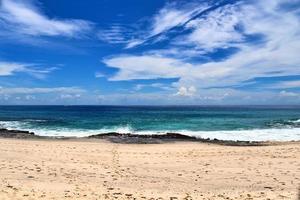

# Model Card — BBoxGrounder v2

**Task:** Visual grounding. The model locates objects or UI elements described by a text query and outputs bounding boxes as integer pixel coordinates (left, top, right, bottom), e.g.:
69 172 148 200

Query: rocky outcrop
0 128 36 139
0 128 267 146
88 132 265 146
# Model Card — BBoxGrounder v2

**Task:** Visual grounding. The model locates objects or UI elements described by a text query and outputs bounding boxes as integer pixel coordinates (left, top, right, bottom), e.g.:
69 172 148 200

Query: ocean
0 105 299 141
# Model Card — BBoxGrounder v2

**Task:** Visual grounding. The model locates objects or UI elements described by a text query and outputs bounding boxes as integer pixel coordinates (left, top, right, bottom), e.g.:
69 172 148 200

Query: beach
0 138 299 200
1 0 300 198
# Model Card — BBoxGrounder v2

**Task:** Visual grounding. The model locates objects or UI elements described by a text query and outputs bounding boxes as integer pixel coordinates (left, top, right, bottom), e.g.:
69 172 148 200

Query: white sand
0 138 299 199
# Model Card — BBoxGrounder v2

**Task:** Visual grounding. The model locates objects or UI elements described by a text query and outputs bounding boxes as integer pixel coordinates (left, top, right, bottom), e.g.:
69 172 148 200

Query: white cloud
97 24 135 45
0 87 87 104
125 39 144 49
270 80 300 89
151 3 201 36
0 61 25 75
279 90 299 97
95 72 106 78
104 55 187 81
280 81 300 88
0 87 85 95
95 88 300 105
175 86 196 97
0 61 56 78
0 0 92 37
21 66 57 79
182 4 243 51
147 48 206 59
134 83 174 91
119 2 209 48
60 94 81 99
104 0 300 91
25 95 35 100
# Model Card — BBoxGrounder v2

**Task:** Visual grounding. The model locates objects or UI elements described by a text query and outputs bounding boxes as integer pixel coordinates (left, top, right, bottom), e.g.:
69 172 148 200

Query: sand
0 138 299 200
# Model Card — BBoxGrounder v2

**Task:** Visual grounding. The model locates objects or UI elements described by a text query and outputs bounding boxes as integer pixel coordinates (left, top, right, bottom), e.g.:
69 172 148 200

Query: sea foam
1 120 299 141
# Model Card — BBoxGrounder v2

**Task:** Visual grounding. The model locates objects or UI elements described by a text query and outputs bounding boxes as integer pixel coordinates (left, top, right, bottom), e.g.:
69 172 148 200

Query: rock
0 128 36 139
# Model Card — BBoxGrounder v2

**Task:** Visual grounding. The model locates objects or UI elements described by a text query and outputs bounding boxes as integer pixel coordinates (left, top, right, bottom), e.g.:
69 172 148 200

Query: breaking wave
1 120 300 141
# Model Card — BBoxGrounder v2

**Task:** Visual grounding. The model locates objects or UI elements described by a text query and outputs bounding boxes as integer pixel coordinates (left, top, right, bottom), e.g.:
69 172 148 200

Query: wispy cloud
134 83 174 91
150 2 202 36
96 1 210 48
181 3 243 51
124 1 210 48
0 61 56 78
96 88 300 105
104 0 300 92
95 72 107 78
0 86 85 95
0 86 86 104
125 39 144 49
97 24 135 45
0 0 92 37
279 90 299 97
268 80 300 89
60 93 81 99
103 55 190 81
0 61 25 76
97 25 147 49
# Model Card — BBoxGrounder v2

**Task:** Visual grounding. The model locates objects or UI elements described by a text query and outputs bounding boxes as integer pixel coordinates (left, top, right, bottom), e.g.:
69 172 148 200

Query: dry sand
0 138 299 200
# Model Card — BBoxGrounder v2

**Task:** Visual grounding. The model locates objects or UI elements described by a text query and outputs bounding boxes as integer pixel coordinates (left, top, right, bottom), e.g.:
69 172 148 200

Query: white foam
1 121 300 141
35 125 135 138
0 121 134 137
0 121 28 129
177 128 300 141
291 119 300 123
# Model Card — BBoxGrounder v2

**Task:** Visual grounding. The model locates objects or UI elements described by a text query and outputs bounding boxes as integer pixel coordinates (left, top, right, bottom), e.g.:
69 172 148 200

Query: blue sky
0 0 299 105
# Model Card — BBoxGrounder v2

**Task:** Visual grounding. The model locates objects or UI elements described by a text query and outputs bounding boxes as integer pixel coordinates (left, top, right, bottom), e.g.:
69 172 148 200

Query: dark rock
0 128 271 146
0 128 37 139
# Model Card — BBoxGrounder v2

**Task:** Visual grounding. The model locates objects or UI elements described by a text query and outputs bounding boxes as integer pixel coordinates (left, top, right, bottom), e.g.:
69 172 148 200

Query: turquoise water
0 106 300 141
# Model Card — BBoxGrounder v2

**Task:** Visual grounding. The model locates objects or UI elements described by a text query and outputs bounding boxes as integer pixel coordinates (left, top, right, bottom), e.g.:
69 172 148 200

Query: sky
0 0 299 105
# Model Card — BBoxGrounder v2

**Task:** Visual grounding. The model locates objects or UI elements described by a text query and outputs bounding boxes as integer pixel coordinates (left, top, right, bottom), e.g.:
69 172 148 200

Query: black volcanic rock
0 128 268 146
0 128 36 139
87 132 198 144
88 132 197 139
87 132 266 145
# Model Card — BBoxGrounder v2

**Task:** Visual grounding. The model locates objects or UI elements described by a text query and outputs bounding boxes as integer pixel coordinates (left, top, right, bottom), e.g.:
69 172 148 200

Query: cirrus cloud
0 0 92 38
0 86 85 95
0 61 56 78
103 0 300 93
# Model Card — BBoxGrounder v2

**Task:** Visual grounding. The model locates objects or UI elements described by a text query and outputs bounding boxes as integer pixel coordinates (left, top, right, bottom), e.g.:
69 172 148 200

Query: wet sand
0 138 299 200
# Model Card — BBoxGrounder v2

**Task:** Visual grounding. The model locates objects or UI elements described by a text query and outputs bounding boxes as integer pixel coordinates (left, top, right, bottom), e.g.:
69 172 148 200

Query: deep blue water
0 105 300 141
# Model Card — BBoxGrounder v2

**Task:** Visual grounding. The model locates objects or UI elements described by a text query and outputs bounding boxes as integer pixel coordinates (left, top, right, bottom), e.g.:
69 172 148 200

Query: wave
0 121 134 137
0 120 300 141
266 118 300 128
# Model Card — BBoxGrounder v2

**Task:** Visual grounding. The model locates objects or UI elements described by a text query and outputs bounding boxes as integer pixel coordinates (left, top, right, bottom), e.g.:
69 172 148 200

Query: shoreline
1 128 299 146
